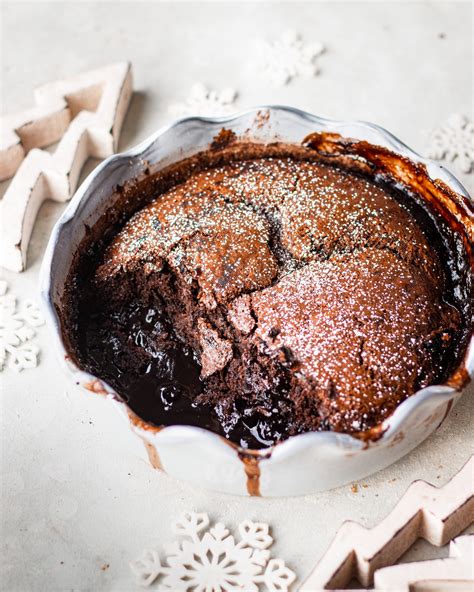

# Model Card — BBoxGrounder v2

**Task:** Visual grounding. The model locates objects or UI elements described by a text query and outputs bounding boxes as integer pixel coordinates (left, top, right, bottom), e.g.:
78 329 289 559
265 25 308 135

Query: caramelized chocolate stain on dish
143 440 164 471
239 453 262 496
65 140 472 450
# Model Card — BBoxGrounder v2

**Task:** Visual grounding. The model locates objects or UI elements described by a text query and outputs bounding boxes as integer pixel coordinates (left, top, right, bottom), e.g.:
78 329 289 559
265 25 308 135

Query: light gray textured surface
1 2 473 591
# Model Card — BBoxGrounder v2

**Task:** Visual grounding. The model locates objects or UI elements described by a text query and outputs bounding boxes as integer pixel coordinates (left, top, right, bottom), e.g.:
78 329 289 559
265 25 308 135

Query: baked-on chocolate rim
40 106 473 459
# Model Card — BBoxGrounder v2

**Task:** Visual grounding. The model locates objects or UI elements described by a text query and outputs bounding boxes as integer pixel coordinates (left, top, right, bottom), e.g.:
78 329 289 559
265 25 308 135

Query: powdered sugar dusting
93 153 461 434
251 249 456 431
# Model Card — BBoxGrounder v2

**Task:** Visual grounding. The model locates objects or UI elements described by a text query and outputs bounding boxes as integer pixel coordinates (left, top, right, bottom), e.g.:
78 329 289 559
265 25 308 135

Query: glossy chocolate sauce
81 298 292 448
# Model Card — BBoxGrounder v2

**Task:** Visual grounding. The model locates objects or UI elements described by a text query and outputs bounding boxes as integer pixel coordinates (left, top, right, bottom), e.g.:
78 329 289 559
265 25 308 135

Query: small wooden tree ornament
0 62 133 272
301 456 474 590
374 534 474 591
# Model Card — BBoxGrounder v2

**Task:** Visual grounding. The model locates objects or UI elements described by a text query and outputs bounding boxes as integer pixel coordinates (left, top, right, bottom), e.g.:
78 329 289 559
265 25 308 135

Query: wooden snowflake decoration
169 84 238 118
0 280 44 372
427 113 474 173
254 30 325 86
130 512 296 591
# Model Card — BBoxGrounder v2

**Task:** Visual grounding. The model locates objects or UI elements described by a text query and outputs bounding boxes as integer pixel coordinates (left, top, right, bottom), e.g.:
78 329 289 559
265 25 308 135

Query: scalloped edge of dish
39 105 473 461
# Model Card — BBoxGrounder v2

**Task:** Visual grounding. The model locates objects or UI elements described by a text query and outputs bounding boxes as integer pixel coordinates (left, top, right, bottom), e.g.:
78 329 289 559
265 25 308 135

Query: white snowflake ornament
254 30 325 86
169 84 238 118
130 511 296 591
427 113 474 174
0 281 44 372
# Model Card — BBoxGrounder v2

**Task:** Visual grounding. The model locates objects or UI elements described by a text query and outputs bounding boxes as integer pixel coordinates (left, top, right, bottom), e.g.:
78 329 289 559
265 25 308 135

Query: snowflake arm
130 549 163 587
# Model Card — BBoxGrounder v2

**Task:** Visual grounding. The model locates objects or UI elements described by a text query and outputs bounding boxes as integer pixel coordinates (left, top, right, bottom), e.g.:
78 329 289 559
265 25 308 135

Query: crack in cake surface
70 151 469 449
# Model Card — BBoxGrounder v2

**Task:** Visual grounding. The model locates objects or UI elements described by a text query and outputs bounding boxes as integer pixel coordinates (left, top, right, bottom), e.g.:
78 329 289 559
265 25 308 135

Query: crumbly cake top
99 158 441 286
72 153 466 448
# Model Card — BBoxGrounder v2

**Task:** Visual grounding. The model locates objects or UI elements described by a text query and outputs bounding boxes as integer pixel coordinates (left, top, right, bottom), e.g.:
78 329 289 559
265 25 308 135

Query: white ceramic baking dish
40 106 473 496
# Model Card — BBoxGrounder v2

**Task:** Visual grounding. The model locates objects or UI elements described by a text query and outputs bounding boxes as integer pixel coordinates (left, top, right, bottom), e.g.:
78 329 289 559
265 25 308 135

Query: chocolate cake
66 139 471 449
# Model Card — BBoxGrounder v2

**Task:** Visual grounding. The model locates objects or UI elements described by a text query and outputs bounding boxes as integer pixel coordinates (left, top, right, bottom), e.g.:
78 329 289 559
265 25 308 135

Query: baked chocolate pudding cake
64 137 472 449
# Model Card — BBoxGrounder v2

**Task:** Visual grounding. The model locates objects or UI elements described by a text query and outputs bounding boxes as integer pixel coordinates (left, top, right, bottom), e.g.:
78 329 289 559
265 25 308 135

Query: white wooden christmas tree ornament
0 62 133 272
374 535 474 591
301 456 474 590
